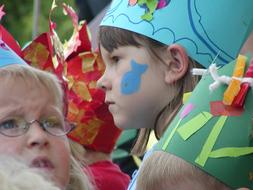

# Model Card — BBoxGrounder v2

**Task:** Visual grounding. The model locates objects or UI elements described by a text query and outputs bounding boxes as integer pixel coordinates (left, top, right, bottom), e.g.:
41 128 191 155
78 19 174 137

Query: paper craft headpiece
156 54 253 189
0 39 26 68
22 2 122 153
101 0 253 67
0 7 26 68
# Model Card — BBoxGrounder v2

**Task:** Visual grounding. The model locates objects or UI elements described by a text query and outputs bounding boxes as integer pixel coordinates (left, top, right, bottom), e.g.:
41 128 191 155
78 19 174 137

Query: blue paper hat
100 0 253 68
0 39 26 68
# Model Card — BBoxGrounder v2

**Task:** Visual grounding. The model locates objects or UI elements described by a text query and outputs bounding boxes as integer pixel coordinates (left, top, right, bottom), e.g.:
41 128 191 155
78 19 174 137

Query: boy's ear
164 44 189 84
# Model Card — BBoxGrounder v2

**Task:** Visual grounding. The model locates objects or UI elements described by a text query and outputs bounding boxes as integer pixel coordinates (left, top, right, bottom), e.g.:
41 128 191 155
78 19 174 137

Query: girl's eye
0 119 18 129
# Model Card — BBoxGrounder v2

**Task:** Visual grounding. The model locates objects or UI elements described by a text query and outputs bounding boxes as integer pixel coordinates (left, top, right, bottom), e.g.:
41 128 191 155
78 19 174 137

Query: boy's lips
105 100 116 112
30 156 54 171
105 99 115 105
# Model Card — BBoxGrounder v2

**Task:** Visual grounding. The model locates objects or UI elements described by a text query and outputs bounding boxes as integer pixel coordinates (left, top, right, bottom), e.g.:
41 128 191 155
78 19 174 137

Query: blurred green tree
1 0 77 47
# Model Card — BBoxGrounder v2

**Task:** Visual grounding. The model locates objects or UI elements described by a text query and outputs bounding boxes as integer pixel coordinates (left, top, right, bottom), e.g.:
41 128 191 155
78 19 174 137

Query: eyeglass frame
0 117 76 137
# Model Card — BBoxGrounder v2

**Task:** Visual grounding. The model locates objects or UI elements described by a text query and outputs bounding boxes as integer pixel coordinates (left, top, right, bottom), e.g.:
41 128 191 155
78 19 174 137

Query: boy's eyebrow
41 105 64 120
0 106 24 121
0 105 63 121
110 47 123 55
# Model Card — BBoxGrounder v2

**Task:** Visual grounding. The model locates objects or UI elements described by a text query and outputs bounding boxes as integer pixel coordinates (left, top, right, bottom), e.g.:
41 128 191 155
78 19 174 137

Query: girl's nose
26 122 49 149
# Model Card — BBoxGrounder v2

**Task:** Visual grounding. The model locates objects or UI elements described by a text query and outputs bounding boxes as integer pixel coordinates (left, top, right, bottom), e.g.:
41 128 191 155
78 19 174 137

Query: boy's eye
111 56 120 63
0 119 19 129
41 117 62 129
43 120 61 129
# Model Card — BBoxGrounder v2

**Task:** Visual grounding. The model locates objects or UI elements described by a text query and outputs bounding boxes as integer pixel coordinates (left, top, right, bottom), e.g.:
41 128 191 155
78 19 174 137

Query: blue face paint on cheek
120 59 148 95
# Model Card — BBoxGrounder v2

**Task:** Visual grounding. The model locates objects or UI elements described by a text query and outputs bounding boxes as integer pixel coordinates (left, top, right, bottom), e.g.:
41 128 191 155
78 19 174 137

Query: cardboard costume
156 55 253 189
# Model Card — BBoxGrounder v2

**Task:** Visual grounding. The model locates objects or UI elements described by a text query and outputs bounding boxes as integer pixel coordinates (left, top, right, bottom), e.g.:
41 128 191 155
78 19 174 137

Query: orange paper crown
66 52 122 153
22 2 121 153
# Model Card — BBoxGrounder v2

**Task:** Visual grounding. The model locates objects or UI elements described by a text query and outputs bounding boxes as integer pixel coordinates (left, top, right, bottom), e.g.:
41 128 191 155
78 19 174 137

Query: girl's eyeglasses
0 116 76 137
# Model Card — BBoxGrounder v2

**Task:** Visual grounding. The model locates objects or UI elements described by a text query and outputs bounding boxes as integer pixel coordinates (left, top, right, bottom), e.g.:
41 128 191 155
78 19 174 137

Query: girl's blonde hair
68 139 97 187
69 139 87 164
68 154 95 190
136 151 231 190
0 64 94 190
99 26 201 156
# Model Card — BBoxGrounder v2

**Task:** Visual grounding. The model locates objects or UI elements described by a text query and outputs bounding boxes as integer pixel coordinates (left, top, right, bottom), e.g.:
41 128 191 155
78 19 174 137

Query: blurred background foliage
1 0 77 47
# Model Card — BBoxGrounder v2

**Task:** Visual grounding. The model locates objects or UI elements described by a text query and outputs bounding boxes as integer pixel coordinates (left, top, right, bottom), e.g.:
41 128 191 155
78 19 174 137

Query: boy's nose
26 123 49 149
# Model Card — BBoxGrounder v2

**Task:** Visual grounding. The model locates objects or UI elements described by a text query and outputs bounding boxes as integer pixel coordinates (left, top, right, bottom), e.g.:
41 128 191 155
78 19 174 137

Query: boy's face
0 78 70 190
98 45 171 130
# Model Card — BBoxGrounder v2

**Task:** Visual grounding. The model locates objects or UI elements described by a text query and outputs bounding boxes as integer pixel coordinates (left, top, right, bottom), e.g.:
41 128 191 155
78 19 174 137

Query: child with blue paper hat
97 0 253 189
136 54 253 189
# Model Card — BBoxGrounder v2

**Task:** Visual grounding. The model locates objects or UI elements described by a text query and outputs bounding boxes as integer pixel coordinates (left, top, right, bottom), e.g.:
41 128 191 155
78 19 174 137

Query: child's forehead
0 77 60 116
0 75 37 87
101 44 142 54
0 76 48 98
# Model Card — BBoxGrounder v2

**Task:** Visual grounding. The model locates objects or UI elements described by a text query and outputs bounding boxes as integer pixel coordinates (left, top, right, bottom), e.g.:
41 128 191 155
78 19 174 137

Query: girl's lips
30 157 54 171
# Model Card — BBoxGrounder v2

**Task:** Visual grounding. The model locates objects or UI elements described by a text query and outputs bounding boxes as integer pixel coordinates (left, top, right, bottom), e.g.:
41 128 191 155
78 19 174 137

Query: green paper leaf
177 112 213 140
209 147 253 158
162 119 181 150
195 116 227 167
155 59 253 188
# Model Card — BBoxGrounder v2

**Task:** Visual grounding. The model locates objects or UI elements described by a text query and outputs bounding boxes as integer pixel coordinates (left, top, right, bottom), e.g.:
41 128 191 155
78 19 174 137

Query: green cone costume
156 55 253 189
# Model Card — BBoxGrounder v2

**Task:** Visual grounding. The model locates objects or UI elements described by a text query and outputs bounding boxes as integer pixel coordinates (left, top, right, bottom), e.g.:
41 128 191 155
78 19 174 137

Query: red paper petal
210 101 244 116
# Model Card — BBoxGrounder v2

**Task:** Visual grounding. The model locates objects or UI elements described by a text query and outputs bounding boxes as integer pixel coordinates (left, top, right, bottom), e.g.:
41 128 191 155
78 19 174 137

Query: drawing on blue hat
101 0 253 68
129 0 170 21
121 59 148 95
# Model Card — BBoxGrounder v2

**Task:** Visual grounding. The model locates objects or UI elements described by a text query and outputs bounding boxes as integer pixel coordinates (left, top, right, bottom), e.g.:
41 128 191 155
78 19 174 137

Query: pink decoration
129 0 138 6
157 0 169 9
62 3 78 29
180 103 194 119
